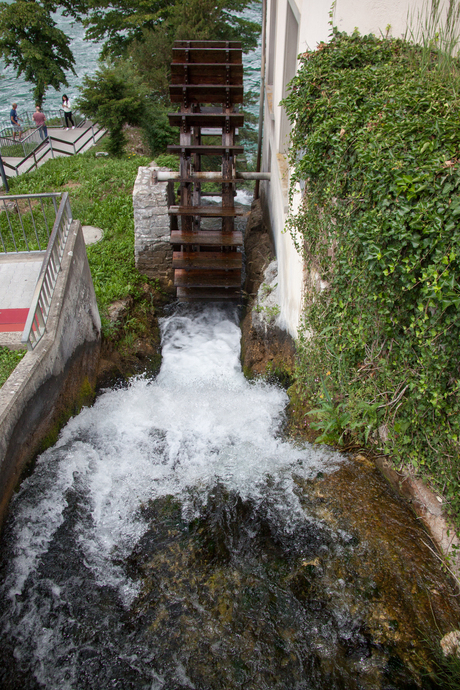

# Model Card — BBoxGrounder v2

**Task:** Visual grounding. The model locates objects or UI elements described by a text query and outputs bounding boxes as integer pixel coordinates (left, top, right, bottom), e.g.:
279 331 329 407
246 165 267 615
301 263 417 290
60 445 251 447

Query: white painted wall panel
262 0 427 338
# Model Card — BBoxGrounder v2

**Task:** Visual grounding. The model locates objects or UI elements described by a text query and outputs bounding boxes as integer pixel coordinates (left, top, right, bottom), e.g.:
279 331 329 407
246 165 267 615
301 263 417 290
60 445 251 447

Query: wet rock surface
130 466 460 689
241 201 296 380
96 285 166 389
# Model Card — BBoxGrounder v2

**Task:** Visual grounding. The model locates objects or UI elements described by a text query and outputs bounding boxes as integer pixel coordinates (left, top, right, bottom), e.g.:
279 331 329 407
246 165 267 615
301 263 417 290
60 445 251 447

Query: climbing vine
283 30 460 523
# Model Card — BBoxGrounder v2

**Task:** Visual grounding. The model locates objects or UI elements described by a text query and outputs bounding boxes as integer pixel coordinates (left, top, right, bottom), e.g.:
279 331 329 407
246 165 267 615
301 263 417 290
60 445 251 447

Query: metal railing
0 121 105 180
0 125 48 159
21 193 73 350
0 192 61 253
0 109 85 136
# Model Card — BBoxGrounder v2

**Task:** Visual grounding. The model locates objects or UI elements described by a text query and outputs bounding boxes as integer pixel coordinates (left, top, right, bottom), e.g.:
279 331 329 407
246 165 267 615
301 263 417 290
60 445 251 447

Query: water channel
0 304 459 689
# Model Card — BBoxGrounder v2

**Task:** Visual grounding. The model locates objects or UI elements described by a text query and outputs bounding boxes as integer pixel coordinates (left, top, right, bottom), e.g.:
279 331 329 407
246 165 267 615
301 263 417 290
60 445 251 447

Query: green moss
264 361 293 389
39 375 96 454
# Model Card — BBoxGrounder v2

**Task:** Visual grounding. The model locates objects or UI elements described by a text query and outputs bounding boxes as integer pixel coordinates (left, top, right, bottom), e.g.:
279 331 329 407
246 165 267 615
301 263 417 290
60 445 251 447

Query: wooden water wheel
167 40 245 301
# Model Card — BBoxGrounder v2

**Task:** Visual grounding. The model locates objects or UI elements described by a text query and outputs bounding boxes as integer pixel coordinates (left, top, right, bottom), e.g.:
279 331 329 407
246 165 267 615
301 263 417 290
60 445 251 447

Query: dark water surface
0 305 459 689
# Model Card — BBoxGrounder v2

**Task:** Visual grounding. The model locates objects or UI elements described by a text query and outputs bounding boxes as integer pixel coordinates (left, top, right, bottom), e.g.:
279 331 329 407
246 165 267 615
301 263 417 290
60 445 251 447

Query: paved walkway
0 252 44 347
0 226 103 348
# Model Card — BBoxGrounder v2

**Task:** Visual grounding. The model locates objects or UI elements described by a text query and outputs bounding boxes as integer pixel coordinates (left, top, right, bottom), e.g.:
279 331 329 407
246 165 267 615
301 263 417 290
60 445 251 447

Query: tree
0 0 76 107
84 0 260 61
78 0 261 157
77 64 146 156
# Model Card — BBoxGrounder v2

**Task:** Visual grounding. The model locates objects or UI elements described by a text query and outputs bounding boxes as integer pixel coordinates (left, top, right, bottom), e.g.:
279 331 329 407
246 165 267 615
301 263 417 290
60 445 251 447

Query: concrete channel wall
0 221 101 530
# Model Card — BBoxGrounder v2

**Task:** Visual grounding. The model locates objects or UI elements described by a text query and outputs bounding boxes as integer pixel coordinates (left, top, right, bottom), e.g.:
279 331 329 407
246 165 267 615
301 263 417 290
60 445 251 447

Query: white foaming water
0 305 343 687
5 306 341 601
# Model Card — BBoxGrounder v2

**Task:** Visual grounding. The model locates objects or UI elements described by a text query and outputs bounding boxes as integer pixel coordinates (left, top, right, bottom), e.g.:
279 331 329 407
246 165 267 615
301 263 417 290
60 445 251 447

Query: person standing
32 105 47 140
61 94 75 130
10 103 22 141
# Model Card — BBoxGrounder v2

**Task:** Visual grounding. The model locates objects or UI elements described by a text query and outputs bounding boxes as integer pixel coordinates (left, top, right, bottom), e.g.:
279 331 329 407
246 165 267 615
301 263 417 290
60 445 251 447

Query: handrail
0 125 47 158
0 109 85 134
10 134 49 171
1 123 104 179
0 192 60 253
0 192 61 199
21 193 73 350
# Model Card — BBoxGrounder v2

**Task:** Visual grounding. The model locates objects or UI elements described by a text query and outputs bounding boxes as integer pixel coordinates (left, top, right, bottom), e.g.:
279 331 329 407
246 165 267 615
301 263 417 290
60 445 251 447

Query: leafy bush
142 101 178 157
283 30 460 522
77 65 145 156
153 153 179 171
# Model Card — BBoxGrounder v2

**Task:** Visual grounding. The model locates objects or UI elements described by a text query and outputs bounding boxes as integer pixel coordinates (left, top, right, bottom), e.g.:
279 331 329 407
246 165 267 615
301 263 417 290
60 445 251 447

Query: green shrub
142 102 177 157
154 153 179 170
283 30 460 524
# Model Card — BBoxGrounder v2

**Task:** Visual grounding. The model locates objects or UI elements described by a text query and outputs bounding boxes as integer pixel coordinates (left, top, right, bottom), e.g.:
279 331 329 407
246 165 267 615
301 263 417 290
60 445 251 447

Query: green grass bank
0 146 175 385
6 149 153 329
284 30 460 531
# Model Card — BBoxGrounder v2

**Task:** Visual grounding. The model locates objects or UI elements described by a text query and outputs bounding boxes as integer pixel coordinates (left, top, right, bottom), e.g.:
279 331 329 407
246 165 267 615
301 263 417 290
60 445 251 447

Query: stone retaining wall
133 165 174 292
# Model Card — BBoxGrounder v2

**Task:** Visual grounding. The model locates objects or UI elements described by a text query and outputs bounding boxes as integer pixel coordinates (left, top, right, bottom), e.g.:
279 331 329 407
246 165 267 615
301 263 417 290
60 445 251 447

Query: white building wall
262 0 424 338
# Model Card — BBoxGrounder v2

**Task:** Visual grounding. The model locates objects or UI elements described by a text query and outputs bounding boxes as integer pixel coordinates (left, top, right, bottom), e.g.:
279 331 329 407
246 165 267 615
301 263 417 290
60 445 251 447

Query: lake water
0 4 262 123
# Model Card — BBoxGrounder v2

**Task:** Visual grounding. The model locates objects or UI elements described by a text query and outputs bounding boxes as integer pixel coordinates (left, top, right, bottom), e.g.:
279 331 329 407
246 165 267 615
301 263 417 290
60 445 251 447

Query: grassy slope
6 149 151 328
0 146 157 386
0 347 26 388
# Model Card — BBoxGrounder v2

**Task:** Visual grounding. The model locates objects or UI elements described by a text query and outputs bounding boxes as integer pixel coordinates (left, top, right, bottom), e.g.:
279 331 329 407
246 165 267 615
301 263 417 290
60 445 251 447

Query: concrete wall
261 0 427 338
0 221 101 530
133 164 175 292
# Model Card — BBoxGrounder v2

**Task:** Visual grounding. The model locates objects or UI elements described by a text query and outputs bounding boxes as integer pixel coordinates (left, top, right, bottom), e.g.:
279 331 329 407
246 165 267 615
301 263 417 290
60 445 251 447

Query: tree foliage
283 30 460 522
79 0 260 156
0 0 76 106
77 64 146 156
83 0 260 61
0 0 260 157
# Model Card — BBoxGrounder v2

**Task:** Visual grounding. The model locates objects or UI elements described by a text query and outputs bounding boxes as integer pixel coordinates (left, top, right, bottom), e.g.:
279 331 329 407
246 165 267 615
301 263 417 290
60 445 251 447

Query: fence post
49 137 54 159
0 155 9 192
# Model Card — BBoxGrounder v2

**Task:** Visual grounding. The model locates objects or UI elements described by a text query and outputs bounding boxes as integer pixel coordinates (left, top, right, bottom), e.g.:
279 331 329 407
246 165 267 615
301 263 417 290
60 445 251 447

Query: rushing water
0 4 262 122
0 304 459 689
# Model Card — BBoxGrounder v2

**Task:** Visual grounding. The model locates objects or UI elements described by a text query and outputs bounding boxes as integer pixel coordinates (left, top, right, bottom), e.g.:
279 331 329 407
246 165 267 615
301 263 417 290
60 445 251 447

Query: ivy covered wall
284 30 460 524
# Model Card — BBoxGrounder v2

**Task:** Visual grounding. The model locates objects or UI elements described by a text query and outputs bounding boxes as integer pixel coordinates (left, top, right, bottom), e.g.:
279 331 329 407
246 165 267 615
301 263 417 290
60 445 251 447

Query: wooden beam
173 251 242 269
170 85 244 104
168 113 245 128
176 287 241 301
175 269 241 288
167 145 244 156
170 230 243 246
170 64 243 85
172 48 243 64
168 205 246 217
